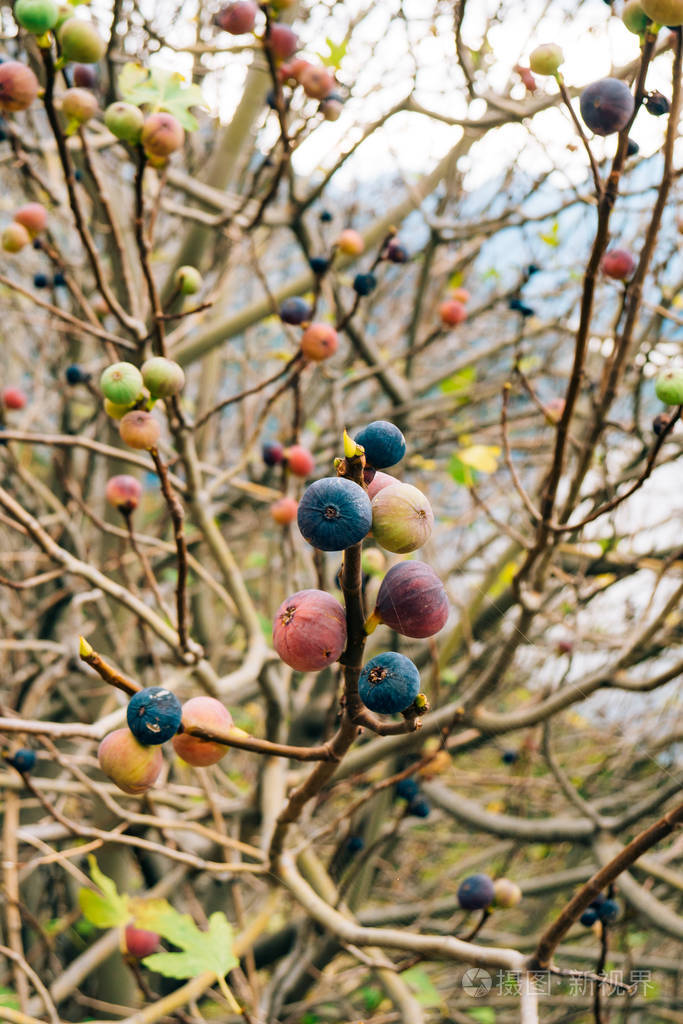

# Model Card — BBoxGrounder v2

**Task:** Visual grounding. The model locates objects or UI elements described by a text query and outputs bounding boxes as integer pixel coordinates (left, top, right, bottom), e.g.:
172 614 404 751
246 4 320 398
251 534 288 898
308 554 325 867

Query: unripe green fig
97 728 163 794
15 0 59 34
640 0 683 25
174 265 202 295
141 356 185 399
622 0 650 33
529 43 563 76
104 397 135 420
104 102 144 143
61 86 98 124
141 112 185 159
2 222 31 252
0 61 40 112
58 18 106 63
654 367 683 405
371 482 434 554
493 878 523 908
100 362 144 406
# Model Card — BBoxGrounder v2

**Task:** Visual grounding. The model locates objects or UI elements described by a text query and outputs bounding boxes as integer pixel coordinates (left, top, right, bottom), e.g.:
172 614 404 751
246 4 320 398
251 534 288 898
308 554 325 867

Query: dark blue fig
127 687 182 745
644 91 669 116
358 651 420 714
347 834 364 853
457 873 495 911
596 898 620 924
53 271 66 287
395 776 420 801
319 209 333 223
33 272 48 288
309 256 330 275
508 297 535 317
627 137 639 156
297 476 371 551
385 239 408 263
526 263 540 276
279 296 312 325
354 420 406 469
353 272 377 296
501 749 518 765
372 561 448 638
408 797 430 818
580 907 598 927
65 364 90 385
6 749 36 772
580 78 634 136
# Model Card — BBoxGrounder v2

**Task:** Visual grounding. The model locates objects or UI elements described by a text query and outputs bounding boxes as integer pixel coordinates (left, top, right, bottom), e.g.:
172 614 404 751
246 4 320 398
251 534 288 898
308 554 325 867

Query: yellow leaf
458 444 501 474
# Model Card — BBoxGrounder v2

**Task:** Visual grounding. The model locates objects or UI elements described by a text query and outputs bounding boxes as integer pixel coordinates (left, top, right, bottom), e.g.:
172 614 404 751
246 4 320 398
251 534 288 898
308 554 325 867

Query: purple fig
368 561 448 638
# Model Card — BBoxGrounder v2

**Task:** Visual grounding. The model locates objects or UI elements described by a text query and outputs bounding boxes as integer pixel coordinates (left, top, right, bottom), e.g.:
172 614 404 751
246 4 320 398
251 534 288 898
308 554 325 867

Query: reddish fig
368 561 448 638
14 203 48 236
273 589 347 671
266 22 299 60
285 444 315 477
119 410 161 450
299 65 336 100
371 482 434 554
124 924 160 958
270 496 298 524
172 696 233 766
105 474 142 513
61 86 98 124
439 299 467 327
544 397 565 425
601 249 636 280
301 322 338 362
0 61 40 112
73 64 98 88
2 387 27 410
336 228 364 255
141 112 184 159
215 1 257 33
450 287 470 304
364 468 399 500
97 728 163 794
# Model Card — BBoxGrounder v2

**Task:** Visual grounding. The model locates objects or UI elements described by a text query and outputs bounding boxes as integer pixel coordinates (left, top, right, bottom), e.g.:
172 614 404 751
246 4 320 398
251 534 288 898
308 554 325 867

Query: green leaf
77 856 130 929
467 1008 496 1024
359 985 383 1012
440 365 476 395
402 967 445 1009
118 63 204 131
141 908 238 982
539 220 560 247
0 987 20 1010
448 453 474 487
317 36 347 69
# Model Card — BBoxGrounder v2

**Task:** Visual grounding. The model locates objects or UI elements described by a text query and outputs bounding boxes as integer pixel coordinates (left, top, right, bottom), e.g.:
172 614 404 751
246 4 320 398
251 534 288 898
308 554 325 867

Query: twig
78 636 141 697
149 447 191 652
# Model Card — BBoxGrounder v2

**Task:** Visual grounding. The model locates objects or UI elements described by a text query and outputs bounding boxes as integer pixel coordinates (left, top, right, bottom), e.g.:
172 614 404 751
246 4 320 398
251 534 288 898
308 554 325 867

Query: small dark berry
266 89 277 109
580 908 598 927
6 749 36 772
279 296 312 325
408 797 430 818
353 272 377 296
385 239 409 263
653 412 672 436
319 209 333 223
74 169 83 182
596 898 620 924
626 137 639 156
53 272 66 287
508 297 535 316
262 440 285 466
347 835 364 853
501 749 518 765
526 264 540 276
644 91 670 116
309 256 330 276
33 272 49 288
65 364 90 385
395 776 420 801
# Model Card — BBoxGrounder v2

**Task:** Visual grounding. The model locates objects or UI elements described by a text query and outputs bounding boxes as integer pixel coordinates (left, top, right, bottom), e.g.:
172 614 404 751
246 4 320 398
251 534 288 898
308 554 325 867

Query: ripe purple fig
371 482 434 554
73 64 98 88
369 561 448 638
105 474 142 513
172 696 234 766
0 61 40 112
119 410 161 450
266 23 299 61
104 101 144 143
97 728 163 794
141 356 185 399
124 923 160 958
100 362 144 406
458 873 495 911
61 86 98 124
58 18 106 63
580 78 635 136
273 589 347 671
141 112 185 159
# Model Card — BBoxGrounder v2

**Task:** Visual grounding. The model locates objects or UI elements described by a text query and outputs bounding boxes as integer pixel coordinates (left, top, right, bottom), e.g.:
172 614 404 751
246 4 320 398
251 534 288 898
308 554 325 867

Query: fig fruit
285 444 315 477
104 101 144 144
580 78 634 136
141 356 185 399
655 367 683 405
371 561 448 638
371 482 434 553
297 476 372 551
124 924 160 958
100 362 144 406
15 0 59 34
172 696 234 766
98 728 163 794
58 18 106 63
273 589 347 671
119 410 161 450
127 686 182 745
0 61 39 112
354 420 406 469
358 651 421 714
457 873 495 911
105 474 142 513
301 322 339 362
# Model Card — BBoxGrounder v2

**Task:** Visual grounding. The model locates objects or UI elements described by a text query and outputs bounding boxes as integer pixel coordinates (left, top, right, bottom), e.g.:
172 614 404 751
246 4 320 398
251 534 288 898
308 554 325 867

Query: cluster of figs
273 421 449 717
98 357 185 449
